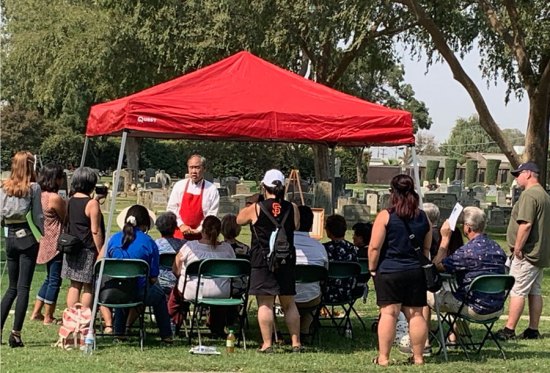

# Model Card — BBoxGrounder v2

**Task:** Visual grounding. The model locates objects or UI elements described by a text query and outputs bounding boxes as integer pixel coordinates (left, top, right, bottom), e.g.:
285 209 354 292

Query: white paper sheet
448 203 464 231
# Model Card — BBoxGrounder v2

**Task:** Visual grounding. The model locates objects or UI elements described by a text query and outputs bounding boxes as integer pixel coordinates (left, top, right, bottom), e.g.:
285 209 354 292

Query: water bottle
82 332 95 355
198 280 204 300
170 321 176 338
226 329 236 353
345 326 352 339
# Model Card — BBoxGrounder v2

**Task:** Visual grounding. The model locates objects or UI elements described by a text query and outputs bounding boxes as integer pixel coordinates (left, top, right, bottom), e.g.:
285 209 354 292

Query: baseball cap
510 162 540 177
261 169 285 188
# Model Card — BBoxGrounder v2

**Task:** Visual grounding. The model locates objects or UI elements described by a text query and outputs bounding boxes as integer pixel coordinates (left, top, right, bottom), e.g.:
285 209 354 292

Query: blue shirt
378 210 430 273
107 229 160 288
442 234 507 314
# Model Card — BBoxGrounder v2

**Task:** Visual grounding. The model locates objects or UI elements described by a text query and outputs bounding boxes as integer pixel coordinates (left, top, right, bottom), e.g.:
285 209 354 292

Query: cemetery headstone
144 168 156 183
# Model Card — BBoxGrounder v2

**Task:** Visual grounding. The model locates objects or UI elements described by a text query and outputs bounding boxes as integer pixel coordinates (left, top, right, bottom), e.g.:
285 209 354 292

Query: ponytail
122 215 137 247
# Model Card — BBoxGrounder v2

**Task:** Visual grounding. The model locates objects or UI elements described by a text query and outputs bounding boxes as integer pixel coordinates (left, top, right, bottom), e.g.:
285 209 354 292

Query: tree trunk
353 147 366 184
125 137 141 184
312 144 330 181
400 0 520 168
524 92 550 186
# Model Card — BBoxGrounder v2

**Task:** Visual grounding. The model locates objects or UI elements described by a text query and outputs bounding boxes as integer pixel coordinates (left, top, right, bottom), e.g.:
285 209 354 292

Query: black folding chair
443 274 515 360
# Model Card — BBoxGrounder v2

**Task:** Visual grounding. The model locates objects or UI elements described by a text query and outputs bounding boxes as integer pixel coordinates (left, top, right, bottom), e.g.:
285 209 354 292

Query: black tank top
250 199 295 268
67 197 104 250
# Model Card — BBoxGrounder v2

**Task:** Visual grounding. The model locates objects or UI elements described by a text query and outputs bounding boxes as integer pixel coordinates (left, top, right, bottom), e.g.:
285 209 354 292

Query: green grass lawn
2 205 550 372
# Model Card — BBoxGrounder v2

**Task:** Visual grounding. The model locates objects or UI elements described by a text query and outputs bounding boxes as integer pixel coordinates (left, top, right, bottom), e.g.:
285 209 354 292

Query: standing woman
369 174 432 366
61 167 104 308
0 151 44 347
237 169 301 353
30 164 66 324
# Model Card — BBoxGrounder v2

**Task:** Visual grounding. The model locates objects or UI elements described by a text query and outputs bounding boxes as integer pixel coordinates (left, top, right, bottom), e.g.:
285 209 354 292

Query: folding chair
443 274 515 360
177 259 202 339
147 253 177 320
93 258 149 350
295 264 328 344
320 261 362 337
159 252 177 268
189 258 251 348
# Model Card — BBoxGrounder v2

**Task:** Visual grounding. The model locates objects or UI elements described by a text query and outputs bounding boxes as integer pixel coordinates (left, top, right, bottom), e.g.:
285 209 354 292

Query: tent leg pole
411 146 423 206
329 146 336 214
80 137 90 168
87 130 128 349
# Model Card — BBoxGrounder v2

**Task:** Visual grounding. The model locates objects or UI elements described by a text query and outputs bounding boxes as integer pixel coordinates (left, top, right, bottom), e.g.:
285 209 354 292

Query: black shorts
374 267 427 307
249 265 296 296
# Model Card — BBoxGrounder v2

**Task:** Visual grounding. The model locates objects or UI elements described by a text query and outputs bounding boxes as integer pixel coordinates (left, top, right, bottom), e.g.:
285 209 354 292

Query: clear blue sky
401 50 529 143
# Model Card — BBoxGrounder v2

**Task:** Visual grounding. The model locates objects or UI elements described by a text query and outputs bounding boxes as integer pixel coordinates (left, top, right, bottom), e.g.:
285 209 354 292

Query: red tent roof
86 51 414 146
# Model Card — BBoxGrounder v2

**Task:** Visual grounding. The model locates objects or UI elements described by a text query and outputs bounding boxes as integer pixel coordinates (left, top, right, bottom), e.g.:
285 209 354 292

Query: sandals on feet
372 357 390 366
406 356 424 365
257 346 274 353
43 318 62 326
103 325 113 334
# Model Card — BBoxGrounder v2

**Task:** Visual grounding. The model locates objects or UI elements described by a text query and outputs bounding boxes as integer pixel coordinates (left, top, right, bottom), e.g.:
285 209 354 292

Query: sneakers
519 328 542 340
495 327 516 340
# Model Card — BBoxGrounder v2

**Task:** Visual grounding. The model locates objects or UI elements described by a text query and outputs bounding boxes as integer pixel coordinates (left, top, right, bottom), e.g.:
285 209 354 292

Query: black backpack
257 202 291 273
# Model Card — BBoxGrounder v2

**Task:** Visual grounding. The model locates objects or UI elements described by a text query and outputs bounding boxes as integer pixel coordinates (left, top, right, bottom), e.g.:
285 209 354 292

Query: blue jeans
114 282 172 338
36 252 63 304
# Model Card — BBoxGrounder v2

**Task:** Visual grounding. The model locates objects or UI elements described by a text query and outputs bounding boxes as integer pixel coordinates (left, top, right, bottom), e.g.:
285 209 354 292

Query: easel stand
285 169 305 205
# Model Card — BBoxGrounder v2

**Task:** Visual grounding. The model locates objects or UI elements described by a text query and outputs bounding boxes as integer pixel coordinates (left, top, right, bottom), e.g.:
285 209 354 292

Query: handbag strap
399 215 430 265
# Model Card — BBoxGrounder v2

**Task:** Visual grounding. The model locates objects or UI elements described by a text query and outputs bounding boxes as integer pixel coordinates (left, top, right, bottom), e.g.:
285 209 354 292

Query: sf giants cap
510 162 540 177
261 169 285 188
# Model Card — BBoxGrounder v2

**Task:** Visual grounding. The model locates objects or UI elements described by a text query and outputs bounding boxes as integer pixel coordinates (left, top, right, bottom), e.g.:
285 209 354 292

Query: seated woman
221 213 250 256
154 211 186 295
100 204 172 343
171 215 237 337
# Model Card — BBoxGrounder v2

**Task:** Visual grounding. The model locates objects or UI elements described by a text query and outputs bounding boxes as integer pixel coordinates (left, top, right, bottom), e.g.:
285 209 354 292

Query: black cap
510 162 540 177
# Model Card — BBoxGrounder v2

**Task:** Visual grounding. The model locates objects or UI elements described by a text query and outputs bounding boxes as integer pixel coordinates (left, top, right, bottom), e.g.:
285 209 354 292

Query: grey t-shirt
1 182 44 234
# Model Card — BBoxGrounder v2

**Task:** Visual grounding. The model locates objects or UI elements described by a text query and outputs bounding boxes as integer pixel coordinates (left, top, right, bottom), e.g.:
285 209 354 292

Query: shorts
249 265 296 296
427 289 502 321
509 257 543 297
374 267 426 307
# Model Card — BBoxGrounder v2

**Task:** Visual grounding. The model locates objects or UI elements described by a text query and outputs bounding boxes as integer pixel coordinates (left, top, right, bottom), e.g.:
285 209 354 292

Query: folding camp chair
295 264 328 344
320 261 362 337
443 274 515 360
93 258 149 350
189 258 251 348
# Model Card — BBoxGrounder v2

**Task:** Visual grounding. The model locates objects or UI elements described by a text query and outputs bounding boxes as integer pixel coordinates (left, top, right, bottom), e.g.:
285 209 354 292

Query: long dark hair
122 205 152 248
389 174 419 220
38 163 64 193
263 180 285 202
202 215 221 246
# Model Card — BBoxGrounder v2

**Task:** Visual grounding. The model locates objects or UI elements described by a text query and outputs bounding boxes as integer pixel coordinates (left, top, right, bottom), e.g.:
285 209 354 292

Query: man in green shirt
496 162 550 340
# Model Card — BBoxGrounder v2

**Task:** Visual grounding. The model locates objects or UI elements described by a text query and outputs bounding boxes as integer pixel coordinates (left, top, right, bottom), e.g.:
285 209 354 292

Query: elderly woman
369 174 432 366
0 151 44 347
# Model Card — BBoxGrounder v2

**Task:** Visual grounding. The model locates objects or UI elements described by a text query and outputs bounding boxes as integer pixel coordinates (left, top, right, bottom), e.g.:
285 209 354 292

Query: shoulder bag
400 216 442 293
57 199 84 254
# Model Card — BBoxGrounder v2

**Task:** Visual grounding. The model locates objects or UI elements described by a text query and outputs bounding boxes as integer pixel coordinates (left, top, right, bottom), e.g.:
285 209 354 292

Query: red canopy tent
83 52 420 347
86 51 413 146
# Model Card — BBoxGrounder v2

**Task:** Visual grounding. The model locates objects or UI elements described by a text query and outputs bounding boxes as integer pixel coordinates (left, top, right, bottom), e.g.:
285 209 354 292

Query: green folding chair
178 259 203 338
295 264 328 344
93 258 149 350
445 274 515 360
321 261 363 337
159 252 177 268
189 258 251 348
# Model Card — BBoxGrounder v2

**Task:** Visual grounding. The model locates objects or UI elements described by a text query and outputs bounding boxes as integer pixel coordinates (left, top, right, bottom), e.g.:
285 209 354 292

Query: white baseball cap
261 169 285 188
